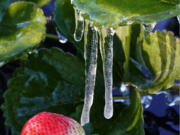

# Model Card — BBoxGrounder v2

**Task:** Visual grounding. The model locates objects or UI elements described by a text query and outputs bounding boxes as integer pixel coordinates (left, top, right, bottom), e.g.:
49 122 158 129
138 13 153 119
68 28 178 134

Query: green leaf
2 46 145 135
72 0 179 27
2 48 85 135
21 0 51 7
90 87 144 135
0 1 46 64
0 0 16 21
116 24 180 93
140 31 180 92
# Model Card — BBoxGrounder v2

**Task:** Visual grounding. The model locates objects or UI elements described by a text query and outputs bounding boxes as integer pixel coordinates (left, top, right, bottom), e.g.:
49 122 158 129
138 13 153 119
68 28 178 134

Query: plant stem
46 33 59 40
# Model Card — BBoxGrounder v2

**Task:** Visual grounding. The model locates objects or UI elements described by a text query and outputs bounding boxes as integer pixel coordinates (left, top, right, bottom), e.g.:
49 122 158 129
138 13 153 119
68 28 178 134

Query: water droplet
0 61 5 67
141 95 152 109
120 83 129 96
81 22 98 126
28 50 38 55
74 9 84 42
56 28 68 44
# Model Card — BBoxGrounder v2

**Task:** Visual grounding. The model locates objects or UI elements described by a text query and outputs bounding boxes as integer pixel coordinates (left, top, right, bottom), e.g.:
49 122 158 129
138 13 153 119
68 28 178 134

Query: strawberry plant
20 112 85 135
0 0 180 135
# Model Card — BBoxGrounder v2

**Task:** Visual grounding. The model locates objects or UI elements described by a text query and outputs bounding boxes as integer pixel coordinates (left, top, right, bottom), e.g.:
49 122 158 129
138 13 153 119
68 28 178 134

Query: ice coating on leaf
81 21 98 126
74 8 85 42
72 0 179 27
99 27 115 119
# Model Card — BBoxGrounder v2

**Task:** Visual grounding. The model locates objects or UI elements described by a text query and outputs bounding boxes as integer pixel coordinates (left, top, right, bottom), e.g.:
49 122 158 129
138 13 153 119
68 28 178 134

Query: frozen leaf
71 0 179 27
0 2 46 63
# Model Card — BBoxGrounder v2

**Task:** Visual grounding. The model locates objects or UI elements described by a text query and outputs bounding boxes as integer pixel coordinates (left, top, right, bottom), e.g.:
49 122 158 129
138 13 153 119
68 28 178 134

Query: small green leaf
0 1 46 63
72 0 179 26
54 0 75 42
2 48 85 135
140 31 180 92
21 0 51 7
116 24 180 93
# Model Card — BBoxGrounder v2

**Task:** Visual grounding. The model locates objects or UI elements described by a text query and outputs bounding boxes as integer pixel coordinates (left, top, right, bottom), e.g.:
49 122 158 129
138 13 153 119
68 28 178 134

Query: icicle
81 21 98 126
100 27 115 119
74 9 85 42
141 95 152 109
177 15 180 24
56 28 68 44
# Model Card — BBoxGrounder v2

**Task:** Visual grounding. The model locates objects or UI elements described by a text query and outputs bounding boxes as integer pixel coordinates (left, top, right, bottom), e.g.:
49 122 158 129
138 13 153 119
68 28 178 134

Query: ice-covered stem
81 21 98 126
99 27 115 119
74 8 84 42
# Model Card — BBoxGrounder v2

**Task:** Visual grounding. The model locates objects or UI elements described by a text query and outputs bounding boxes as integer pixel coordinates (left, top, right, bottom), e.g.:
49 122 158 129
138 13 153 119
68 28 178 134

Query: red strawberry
20 112 85 135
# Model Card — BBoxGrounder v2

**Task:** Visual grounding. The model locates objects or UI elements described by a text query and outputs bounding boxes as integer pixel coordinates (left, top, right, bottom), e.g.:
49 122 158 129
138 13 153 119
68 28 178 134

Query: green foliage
21 0 51 7
2 48 144 135
54 0 85 57
0 0 16 21
115 24 180 93
1 0 180 135
0 1 46 64
54 0 75 42
2 48 85 135
72 0 179 26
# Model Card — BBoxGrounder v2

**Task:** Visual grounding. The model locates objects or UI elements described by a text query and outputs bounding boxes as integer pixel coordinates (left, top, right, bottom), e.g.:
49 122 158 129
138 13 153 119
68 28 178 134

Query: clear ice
74 9 85 42
100 27 115 119
141 95 152 109
80 21 98 126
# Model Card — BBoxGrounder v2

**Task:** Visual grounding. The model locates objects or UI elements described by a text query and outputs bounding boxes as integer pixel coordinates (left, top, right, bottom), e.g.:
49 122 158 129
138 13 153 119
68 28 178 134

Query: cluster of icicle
73 9 115 126
71 7 180 126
